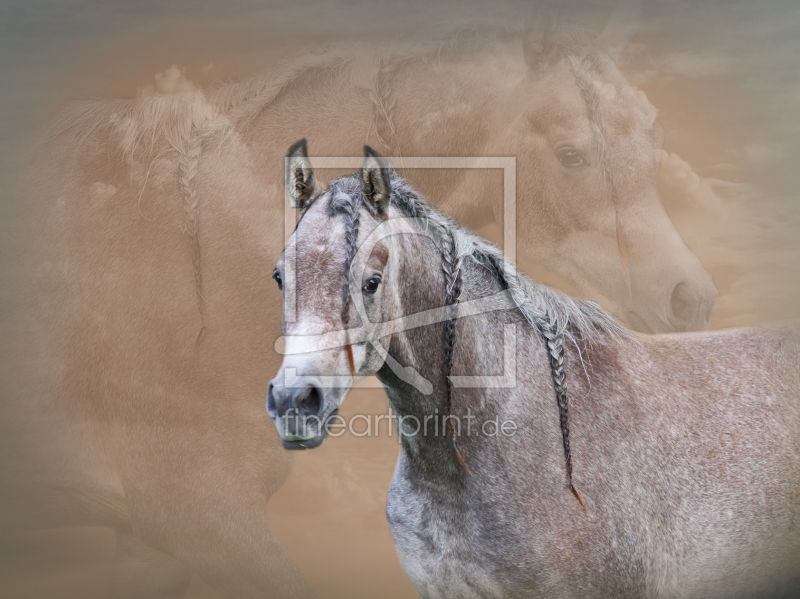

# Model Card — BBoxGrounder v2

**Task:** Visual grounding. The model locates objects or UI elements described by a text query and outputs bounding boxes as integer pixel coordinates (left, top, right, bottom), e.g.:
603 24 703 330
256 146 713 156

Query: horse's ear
523 7 559 74
360 146 392 216
285 138 316 210
597 0 642 62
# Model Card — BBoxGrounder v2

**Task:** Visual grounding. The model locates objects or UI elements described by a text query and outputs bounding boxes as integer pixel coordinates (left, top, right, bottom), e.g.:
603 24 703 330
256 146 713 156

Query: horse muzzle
266 381 339 449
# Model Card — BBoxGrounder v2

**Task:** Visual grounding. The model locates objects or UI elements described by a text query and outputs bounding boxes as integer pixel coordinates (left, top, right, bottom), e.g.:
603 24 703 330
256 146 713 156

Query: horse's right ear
523 7 559 74
360 146 392 216
285 139 316 210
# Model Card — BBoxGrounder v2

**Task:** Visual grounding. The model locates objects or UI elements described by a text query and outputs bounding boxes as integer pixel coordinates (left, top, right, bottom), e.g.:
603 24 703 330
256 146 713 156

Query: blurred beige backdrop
1 1 799 598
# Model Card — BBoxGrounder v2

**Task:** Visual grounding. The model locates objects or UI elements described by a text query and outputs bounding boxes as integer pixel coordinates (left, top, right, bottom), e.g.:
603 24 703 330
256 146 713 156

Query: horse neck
374 224 456 473
377 225 511 478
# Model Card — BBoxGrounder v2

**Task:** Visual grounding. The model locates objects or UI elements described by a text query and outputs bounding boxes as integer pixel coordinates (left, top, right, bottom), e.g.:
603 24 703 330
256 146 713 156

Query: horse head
491 5 717 332
268 141 399 449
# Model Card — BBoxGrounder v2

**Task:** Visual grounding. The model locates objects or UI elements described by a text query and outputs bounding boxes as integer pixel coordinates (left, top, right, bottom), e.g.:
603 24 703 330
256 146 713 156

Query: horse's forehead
528 64 587 117
527 61 655 139
595 73 656 139
289 198 388 272
292 207 346 267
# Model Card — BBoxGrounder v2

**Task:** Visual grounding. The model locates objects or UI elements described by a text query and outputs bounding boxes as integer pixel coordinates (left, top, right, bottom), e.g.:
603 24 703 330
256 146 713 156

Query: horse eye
362 275 382 294
556 147 586 168
272 269 283 290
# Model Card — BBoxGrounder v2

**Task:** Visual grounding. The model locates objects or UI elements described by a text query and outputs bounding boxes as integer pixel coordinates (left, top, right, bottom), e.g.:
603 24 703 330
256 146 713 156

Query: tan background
1 1 799 597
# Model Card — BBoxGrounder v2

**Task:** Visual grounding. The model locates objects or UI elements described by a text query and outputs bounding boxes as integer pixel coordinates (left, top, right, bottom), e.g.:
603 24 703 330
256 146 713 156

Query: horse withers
268 140 800 599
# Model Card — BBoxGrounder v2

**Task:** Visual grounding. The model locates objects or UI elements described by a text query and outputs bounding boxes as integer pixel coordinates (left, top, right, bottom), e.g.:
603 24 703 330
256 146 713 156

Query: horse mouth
275 407 340 450
279 436 328 450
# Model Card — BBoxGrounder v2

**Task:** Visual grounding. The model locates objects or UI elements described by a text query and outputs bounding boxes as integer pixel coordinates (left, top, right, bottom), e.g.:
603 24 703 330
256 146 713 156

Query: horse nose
267 381 324 419
668 277 718 331
266 382 279 419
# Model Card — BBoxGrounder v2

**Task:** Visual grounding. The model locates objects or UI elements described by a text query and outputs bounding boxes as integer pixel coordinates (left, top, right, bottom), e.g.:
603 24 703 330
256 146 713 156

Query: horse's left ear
285 138 316 210
523 6 559 74
360 146 392 216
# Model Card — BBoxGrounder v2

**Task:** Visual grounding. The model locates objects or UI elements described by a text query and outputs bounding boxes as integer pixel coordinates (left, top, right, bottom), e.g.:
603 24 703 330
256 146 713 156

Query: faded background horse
1 1 800 598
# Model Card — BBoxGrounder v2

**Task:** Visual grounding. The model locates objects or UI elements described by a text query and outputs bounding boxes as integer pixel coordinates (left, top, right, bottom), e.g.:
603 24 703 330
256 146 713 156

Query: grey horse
268 141 800 599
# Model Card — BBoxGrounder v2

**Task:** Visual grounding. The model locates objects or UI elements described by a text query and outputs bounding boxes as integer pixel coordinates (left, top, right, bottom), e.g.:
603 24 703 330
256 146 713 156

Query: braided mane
322 170 628 495
324 170 629 347
385 175 629 342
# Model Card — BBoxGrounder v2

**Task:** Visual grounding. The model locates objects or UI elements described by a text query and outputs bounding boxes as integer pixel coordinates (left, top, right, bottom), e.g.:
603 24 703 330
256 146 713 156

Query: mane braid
568 54 631 294
179 131 205 355
372 57 403 153
387 174 627 492
339 185 362 377
539 319 586 510
384 177 473 470
440 225 469 473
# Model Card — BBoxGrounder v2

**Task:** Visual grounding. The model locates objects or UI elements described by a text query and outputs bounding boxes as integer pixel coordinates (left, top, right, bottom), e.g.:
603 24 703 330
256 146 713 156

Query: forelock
325 176 365 217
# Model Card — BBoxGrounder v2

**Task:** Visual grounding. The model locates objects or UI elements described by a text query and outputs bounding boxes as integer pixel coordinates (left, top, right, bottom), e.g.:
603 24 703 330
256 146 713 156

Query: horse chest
386 463 507 599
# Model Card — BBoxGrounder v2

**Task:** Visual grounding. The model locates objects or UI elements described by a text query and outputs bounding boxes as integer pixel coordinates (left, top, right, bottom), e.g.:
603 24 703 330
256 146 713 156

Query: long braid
395 191 583 493
383 189 470 470
484 244 585 506
540 316 585 509
568 55 613 192
178 131 205 355
437 223 470 472
371 57 402 154
340 193 362 375
334 174 596 499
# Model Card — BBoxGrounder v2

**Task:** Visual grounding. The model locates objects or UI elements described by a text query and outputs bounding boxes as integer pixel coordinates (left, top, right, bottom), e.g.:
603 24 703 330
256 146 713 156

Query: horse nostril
670 282 695 328
266 382 277 418
297 386 323 417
